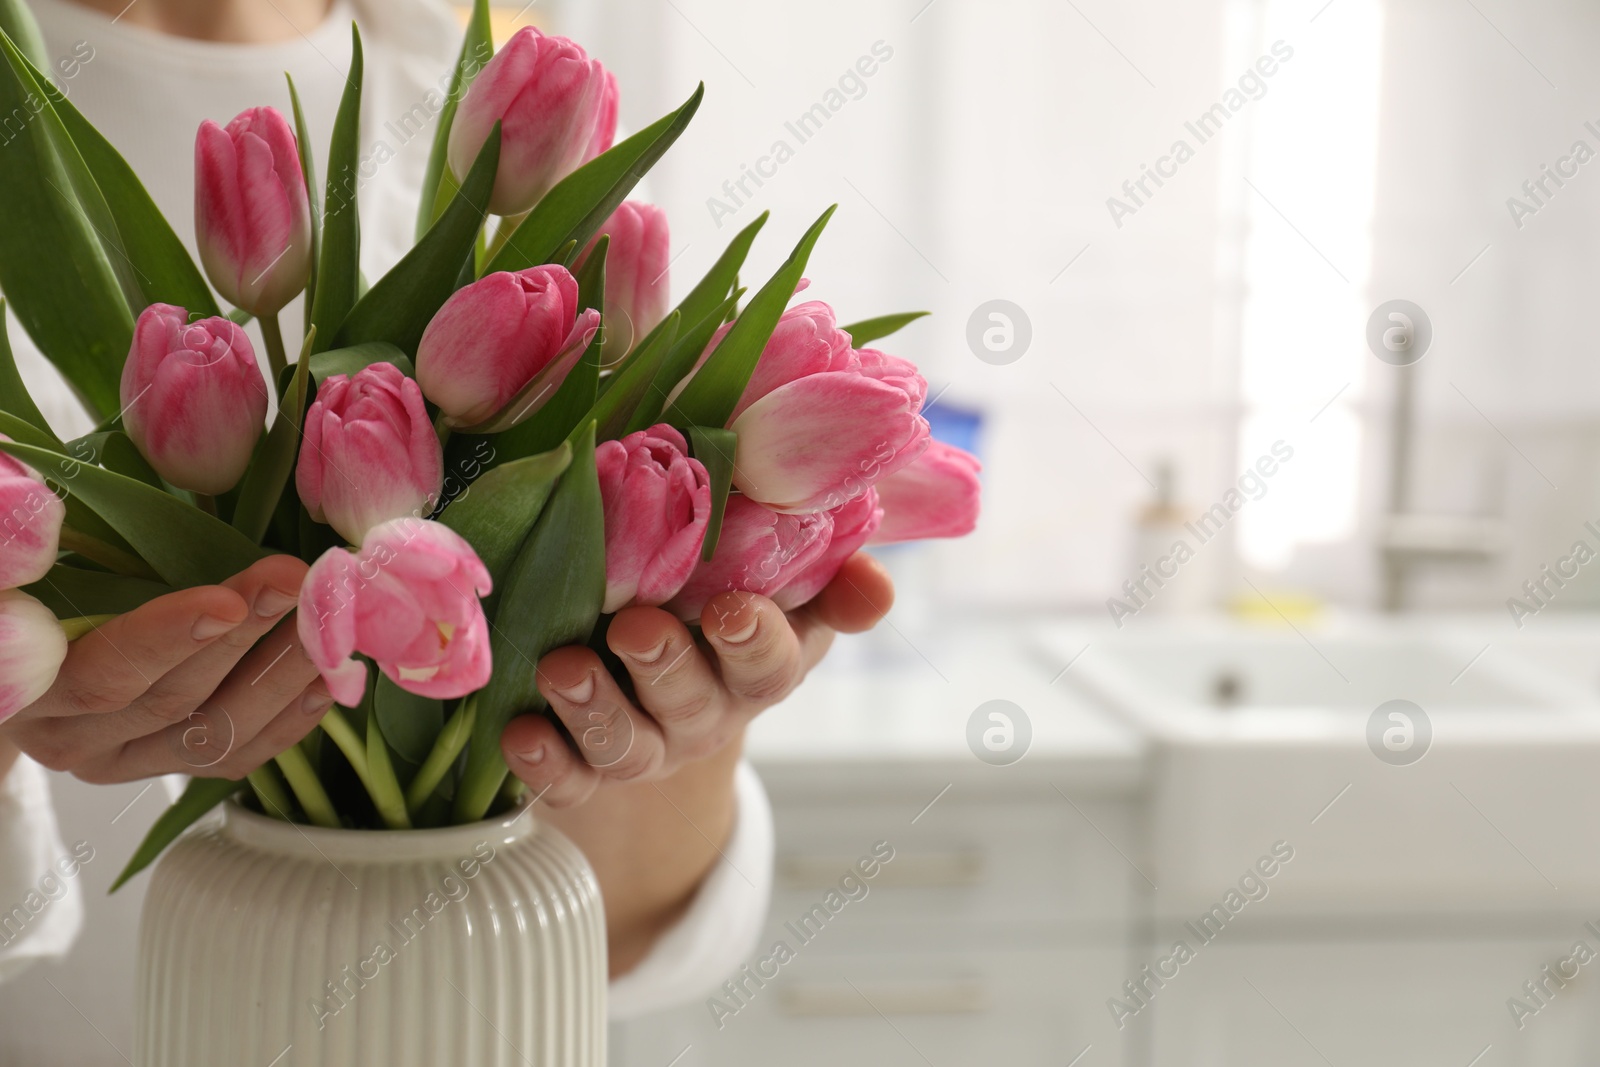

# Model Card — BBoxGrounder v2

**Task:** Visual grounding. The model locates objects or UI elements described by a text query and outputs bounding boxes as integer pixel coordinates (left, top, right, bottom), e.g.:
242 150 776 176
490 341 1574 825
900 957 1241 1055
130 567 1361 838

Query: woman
0 0 894 1020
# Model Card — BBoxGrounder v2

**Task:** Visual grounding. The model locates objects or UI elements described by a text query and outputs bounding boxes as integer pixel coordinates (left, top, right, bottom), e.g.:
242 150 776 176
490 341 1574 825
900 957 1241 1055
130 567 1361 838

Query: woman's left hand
502 551 894 805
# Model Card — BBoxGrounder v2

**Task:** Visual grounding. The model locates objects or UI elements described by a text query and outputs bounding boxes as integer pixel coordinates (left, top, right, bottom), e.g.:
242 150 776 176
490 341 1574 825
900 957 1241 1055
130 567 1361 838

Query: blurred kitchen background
12 0 1600 1065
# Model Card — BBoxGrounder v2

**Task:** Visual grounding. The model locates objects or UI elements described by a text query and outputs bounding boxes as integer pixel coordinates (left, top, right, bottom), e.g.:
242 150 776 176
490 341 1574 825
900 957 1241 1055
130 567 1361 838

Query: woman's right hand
0 555 329 784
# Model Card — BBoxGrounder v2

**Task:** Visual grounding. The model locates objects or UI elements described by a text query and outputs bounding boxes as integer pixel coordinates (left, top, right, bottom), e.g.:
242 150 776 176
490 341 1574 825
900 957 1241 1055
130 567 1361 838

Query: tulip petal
731 373 929 513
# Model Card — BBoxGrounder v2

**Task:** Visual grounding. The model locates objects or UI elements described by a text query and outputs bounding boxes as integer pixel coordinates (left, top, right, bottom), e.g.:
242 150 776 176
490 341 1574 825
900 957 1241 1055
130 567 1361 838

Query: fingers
699 592 805 707
606 607 727 742
19 583 249 723
806 552 895 633
502 712 601 808
788 552 894 674
94 611 322 781
54 556 310 758
535 646 666 782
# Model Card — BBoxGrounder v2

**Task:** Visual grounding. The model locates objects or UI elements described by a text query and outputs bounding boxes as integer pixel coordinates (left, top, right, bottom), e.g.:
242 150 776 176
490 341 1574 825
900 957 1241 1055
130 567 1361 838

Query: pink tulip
717 302 929 513
0 438 64 589
870 439 982 544
195 106 312 316
578 201 670 359
297 363 443 546
121 304 268 495
298 518 493 707
0 590 67 724
596 425 710 613
664 495 834 621
415 265 601 430
448 27 619 215
773 489 883 612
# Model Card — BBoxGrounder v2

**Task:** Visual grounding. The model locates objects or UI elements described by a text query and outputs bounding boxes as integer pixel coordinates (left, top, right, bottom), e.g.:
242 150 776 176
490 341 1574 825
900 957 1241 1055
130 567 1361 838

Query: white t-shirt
0 0 772 1021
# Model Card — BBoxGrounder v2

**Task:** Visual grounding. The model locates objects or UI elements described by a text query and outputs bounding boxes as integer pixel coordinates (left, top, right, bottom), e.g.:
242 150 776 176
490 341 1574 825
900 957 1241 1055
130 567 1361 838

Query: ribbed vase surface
135 801 607 1066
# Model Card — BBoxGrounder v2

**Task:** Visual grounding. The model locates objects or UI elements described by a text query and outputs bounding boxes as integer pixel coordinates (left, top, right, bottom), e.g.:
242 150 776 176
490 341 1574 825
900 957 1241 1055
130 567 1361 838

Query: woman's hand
1 555 328 784
503 552 894 806
501 552 894 976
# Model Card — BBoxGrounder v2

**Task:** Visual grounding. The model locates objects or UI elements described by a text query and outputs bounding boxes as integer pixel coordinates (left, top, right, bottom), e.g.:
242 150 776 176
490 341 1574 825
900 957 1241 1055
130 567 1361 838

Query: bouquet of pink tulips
0 5 980 885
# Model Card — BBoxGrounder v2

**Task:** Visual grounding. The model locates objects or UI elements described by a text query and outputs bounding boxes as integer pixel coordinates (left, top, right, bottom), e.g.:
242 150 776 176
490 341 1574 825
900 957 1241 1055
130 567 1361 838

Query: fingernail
301 685 333 716
516 744 545 765
629 637 670 665
192 615 238 641
554 672 594 705
254 587 298 618
718 613 760 645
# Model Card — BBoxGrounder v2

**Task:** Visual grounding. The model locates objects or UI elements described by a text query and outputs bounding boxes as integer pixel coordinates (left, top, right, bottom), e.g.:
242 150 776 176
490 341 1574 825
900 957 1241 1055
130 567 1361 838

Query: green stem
363 705 412 830
247 765 298 822
56 526 161 581
480 210 529 273
57 614 116 641
453 761 507 825
260 313 289 382
405 698 476 816
319 706 411 830
272 743 340 828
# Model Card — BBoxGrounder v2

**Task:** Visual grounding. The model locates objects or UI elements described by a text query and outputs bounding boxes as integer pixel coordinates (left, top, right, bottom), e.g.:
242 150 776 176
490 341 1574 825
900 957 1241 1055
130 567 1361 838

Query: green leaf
418 0 493 239
308 23 363 353
374 674 444 767
232 330 314 542
687 426 737 560
334 125 501 354
0 438 267 587
0 0 47 69
664 205 837 429
14 47 220 316
489 234 605 463
0 302 54 439
24 564 170 617
0 34 148 317
841 311 930 347
585 311 679 442
68 430 161 488
307 341 412 384
111 777 245 892
626 293 737 434
0 408 60 451
438 442 571 616
0 28 131 418
454 423 605 822
485 84 704 275
286 75 321 339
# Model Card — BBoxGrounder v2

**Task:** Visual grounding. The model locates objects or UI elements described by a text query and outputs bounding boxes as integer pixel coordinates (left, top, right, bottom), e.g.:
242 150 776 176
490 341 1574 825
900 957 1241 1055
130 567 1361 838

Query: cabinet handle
780 980 988 1017
776 852 983 889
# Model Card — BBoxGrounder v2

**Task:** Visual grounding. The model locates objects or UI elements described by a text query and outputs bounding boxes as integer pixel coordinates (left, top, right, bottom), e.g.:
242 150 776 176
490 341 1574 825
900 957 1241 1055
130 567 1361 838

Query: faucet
1378 361 1505 611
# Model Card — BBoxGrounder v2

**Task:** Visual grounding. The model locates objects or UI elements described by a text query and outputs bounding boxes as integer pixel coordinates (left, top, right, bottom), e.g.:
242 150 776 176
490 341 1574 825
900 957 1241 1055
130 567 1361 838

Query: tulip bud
415 265 601 430
870 439 982 543
578 201 670 360
664 495 834 622
0 590 68 724
121 304 268 496
773 488 884 612
0 438 65 589
596 424 710 613
727 304 930 513
448 27 619 216
195 106 313 316
297 363 443 546
298 518 493 706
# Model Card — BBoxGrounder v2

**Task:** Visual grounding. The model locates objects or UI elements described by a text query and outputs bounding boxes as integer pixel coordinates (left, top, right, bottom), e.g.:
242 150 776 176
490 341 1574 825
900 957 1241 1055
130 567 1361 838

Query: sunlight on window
1235 0 1383 571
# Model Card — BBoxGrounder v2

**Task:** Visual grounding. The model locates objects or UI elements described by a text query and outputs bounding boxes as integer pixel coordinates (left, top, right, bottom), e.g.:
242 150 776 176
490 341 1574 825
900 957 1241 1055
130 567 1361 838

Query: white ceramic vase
134 800 607 1067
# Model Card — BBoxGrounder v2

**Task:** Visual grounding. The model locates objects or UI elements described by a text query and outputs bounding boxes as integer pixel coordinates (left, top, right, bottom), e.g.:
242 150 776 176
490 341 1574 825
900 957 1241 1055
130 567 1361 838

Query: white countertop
745 614 1144 798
